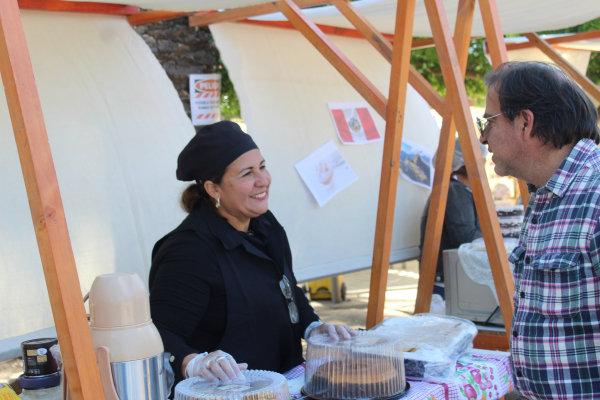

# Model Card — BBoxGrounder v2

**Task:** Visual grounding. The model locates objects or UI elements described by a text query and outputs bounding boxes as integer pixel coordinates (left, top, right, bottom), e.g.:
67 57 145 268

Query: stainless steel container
111 353 167 400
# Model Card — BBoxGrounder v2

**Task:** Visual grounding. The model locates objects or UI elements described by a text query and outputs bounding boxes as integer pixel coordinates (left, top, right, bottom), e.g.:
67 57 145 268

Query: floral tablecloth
286 351 513 400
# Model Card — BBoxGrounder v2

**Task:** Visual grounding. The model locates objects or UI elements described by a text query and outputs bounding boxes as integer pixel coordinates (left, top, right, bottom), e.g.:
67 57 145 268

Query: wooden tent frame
2 0 600 398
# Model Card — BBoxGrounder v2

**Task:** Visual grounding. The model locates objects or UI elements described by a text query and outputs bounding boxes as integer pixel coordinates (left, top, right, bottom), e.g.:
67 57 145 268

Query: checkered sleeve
588 197 600 278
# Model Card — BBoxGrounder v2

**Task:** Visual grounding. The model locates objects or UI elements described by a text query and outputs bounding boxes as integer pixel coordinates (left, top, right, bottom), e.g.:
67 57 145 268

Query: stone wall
133 17 217 118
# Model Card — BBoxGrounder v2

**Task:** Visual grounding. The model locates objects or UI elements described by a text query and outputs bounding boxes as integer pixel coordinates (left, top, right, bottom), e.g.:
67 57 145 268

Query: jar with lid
18 373 62 400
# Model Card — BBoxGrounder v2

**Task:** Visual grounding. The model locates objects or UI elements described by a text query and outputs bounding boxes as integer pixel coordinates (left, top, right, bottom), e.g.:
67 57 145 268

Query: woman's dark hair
484 61 599 148
180 169 227 213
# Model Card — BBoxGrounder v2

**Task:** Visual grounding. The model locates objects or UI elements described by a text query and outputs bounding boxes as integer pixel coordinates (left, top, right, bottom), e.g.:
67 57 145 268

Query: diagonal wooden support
414 0 476 315
425 0 514 333
331 0 445 115
189 0 331 27
524 32 600 103
274 0 387 118
365 0 416 329
506 30 600 51
479 0 530 206
0 2 105 399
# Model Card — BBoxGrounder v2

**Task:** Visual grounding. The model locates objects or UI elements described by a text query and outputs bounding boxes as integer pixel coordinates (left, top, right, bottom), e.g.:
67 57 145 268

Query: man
479 61 600 399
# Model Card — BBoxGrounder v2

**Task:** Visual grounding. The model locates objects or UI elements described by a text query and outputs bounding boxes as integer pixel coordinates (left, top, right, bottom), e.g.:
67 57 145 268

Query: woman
419 139 484 298
149 121 355 389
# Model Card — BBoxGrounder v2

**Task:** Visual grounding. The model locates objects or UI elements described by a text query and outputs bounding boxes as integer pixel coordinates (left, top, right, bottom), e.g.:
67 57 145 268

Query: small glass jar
18 373 62 400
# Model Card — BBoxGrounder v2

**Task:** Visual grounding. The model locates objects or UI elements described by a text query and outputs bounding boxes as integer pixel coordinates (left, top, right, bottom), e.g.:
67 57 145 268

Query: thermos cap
89 272 151 328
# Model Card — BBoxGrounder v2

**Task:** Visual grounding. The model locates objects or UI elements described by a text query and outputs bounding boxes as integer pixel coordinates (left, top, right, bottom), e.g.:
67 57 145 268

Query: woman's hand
308 323 357 341
185 350 247 382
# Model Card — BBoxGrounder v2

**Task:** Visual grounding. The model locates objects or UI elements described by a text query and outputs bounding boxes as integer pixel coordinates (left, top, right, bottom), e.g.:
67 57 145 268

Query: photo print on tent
328 102 382 145
295 141 358 207
190 73 221 125
400 139 433 190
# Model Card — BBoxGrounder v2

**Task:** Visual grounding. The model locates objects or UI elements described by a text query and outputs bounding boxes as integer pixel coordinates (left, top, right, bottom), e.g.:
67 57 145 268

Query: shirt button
513 330 518 337
517 370 523 378
532 217 538 224
520 291 525 298
525 256 531 264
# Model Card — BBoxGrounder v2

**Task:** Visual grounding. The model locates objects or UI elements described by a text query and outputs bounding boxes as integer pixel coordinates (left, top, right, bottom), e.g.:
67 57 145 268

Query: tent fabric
210 22 439 282
0 10 194 360
253 0 600 37
71 0 600 37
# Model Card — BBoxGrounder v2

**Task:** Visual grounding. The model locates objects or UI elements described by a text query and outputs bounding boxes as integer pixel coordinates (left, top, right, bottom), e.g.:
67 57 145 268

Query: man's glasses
476 112 504 138
279 275 299 323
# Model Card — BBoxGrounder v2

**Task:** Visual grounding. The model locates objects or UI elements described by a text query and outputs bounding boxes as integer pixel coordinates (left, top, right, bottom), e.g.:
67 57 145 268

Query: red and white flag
328 102 382 145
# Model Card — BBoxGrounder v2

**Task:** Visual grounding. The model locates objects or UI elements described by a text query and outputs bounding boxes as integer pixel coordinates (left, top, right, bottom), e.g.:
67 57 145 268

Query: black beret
176 121 258 182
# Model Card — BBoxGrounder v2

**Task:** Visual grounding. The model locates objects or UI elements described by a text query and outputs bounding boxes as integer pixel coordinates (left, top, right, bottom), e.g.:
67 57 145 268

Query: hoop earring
216 197 220 208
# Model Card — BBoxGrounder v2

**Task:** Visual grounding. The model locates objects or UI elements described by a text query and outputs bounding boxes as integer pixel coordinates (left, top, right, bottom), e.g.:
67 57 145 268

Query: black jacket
419 177 483 277
149 201 319 385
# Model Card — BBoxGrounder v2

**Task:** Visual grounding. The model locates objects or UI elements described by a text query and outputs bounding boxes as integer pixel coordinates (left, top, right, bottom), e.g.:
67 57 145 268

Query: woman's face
212 149 271 229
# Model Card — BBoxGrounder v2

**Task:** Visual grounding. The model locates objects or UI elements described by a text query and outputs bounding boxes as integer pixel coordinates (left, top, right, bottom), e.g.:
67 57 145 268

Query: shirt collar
538 139 598 198
198 201 272 250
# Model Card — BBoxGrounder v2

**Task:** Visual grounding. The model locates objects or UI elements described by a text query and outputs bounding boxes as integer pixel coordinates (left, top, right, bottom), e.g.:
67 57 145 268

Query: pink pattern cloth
283 362 306 380
285 351 513 400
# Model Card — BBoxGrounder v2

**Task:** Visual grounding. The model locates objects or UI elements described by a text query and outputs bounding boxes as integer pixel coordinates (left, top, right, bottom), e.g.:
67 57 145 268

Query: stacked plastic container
304 331 406 399
374 314 478 381
174 370 289 400
496 205 524 238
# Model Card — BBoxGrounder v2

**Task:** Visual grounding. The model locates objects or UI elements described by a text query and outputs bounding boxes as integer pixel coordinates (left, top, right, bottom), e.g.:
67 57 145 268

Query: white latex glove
308 323 357 341
186 350 247 383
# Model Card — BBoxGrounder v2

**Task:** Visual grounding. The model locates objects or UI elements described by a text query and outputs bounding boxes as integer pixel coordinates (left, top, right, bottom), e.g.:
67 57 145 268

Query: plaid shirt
509 139 600 399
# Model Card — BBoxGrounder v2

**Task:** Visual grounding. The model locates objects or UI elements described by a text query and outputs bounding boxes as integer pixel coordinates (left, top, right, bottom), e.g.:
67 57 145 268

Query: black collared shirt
149 202 318 387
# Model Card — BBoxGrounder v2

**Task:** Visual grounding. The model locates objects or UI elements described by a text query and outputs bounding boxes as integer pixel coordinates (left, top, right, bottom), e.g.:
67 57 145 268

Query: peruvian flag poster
328 102 382 145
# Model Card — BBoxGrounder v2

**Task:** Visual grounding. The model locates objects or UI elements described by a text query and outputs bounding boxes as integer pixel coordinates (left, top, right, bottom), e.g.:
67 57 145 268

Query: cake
304 331 406 399
174 370 288 400
306 357 401 399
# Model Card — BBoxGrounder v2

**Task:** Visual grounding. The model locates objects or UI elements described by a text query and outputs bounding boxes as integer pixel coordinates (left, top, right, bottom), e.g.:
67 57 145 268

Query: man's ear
520 109 534 139
204 180 219 201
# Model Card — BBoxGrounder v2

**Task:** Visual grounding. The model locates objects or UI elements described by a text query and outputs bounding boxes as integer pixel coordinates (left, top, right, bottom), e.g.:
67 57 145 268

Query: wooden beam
479 0 530 206
0 1 105 400
473 332 510 351
17 0 139 15
127 10 190 26
189 0 330 27
414 0 476 315
424 0 514 334
330 0 445 115
365 0 416 329
505 29 600 52
274 0 387 118
524 32 600 104
239 18 396 42
238 19 455 53
478 0 506 68
411 37 436 49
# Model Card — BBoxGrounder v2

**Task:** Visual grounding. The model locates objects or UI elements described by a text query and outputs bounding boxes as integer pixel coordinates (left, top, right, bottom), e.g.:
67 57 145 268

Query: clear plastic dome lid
307 332 399 349
304 331 406 400
175 370 289 400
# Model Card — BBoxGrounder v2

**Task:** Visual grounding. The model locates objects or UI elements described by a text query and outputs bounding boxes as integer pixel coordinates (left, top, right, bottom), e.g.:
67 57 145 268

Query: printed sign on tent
190 74 221 125
328 102 382 145
295 141 359 207
400 139 434 190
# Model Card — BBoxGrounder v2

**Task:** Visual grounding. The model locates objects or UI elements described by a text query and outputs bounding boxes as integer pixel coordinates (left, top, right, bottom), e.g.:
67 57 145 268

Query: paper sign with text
295 141 358 207
190 74 221 125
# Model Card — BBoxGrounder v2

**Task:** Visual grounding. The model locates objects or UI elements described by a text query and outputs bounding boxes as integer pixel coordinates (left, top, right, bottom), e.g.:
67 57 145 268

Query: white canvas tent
0 0 600 398
0 10 193 361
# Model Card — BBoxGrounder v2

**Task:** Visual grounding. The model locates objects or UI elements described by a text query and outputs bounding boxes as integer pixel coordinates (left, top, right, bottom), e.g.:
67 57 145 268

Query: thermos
88 272 168 400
